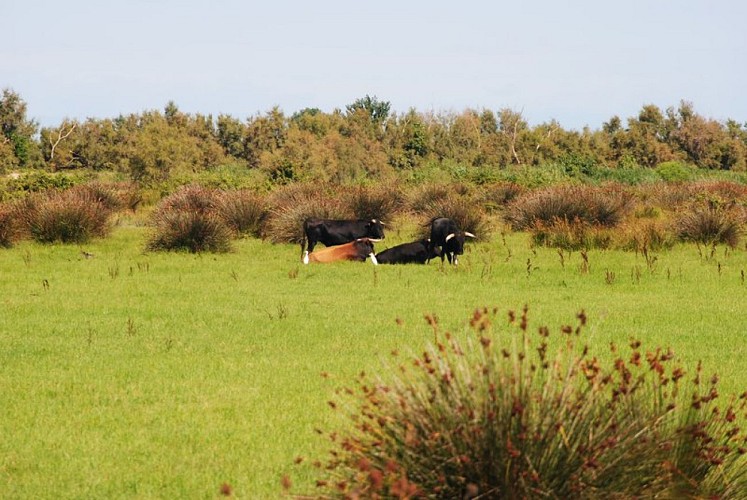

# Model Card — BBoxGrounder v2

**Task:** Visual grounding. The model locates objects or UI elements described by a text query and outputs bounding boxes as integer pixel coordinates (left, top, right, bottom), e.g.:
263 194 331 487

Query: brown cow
304 238 378 264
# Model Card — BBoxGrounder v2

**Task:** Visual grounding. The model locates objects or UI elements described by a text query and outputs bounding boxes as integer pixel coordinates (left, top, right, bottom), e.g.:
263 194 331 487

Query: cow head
353 238 378 264
444 231 475 255
365 219 386 241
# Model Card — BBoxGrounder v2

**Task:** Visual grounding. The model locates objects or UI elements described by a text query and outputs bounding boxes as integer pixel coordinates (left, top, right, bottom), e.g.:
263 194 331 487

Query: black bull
301 218 385 259
427 217 475 265
375 239 441 264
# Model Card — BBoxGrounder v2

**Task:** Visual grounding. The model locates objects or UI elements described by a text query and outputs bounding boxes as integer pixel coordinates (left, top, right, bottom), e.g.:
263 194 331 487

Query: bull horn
445 233 455 242
369 253 378 265
465 232 475 238
368 238 383 242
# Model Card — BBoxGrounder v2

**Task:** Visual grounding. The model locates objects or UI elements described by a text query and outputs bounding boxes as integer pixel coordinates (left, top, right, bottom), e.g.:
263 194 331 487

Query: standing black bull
301 218 385 261
375 239 441 265
427 217 475 265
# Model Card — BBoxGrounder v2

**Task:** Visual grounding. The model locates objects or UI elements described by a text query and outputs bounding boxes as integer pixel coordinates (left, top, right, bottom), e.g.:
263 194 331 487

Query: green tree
345 95 391 126
244 107 286 169
216 114 246 159
668 102 745 170
0 88 41 170
618 104 676 167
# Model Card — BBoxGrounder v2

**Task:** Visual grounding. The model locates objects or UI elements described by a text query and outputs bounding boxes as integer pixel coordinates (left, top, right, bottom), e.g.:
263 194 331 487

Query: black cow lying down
375 239 441 265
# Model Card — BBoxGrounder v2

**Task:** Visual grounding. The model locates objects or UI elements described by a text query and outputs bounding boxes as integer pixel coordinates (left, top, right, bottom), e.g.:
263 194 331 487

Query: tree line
2 88 746 186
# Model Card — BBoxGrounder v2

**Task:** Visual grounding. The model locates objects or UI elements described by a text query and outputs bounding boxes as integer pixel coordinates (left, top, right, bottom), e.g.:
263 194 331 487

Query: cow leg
303 251 309 265
454 255 459 266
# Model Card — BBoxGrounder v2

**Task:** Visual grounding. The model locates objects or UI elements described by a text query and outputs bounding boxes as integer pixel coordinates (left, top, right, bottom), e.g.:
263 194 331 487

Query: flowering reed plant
303 307 747 498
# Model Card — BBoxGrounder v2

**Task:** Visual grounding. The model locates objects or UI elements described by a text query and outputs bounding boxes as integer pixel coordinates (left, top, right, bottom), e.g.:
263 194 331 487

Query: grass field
2 224 747 498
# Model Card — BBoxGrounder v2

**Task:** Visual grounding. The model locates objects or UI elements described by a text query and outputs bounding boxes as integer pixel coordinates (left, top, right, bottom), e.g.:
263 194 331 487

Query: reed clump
147 185 232 252
304 306 747 498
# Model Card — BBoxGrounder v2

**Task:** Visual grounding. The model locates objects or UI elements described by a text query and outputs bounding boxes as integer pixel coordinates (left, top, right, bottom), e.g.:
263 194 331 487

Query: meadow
2 223 747 498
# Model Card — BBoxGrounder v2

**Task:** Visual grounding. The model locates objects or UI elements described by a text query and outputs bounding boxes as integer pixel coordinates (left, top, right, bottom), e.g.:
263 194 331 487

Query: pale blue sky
4 0 746 130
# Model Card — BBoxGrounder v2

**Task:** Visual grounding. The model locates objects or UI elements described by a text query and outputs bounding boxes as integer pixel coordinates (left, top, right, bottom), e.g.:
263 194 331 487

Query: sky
4 0 746 131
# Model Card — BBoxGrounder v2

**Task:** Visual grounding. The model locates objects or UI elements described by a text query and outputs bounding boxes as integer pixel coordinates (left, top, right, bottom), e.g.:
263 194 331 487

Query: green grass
2 226 747 498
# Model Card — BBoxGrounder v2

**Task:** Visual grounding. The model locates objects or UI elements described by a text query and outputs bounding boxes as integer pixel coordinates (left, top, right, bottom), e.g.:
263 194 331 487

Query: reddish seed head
219 482 232 496
577 310 587 326
280 475 292 491
368 469 384 491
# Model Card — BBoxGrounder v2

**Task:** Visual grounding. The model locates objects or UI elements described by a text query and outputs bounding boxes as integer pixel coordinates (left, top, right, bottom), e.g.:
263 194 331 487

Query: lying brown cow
303 238 378 265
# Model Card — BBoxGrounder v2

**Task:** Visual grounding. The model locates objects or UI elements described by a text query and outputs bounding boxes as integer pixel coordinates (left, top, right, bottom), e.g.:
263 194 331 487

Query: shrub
261 183 348 244
414 191 489 240
530 218 613 250
656 161 696 182
0 202 20 247
478 181 524 213
674 201 745 248
303 307 747 498
340 183 404 222
613 219 676 252
147 185 232 252
147 210 232 253
23 189 112 243
407 182 471 214
505 185 633 231
158 184 219 213
215 189 267 237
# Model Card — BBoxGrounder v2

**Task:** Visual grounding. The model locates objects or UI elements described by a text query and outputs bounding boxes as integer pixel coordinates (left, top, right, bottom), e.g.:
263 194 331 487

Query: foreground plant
299 307 747 498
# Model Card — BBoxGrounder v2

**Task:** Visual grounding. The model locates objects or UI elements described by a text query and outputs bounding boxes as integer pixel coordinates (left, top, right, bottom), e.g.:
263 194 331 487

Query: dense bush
656 161 697 182
0 171 82 202
147 209 232 253
19 189 113 243
505 185 633 231
261 183 348 244
674 201 745 248
303 307 747 498
0 202 20 247
477 181 524 213
147 185 232 252
530 218 613 250
340 183 404 222
215 189 267 237
407 184 490 240
613 218 676 252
